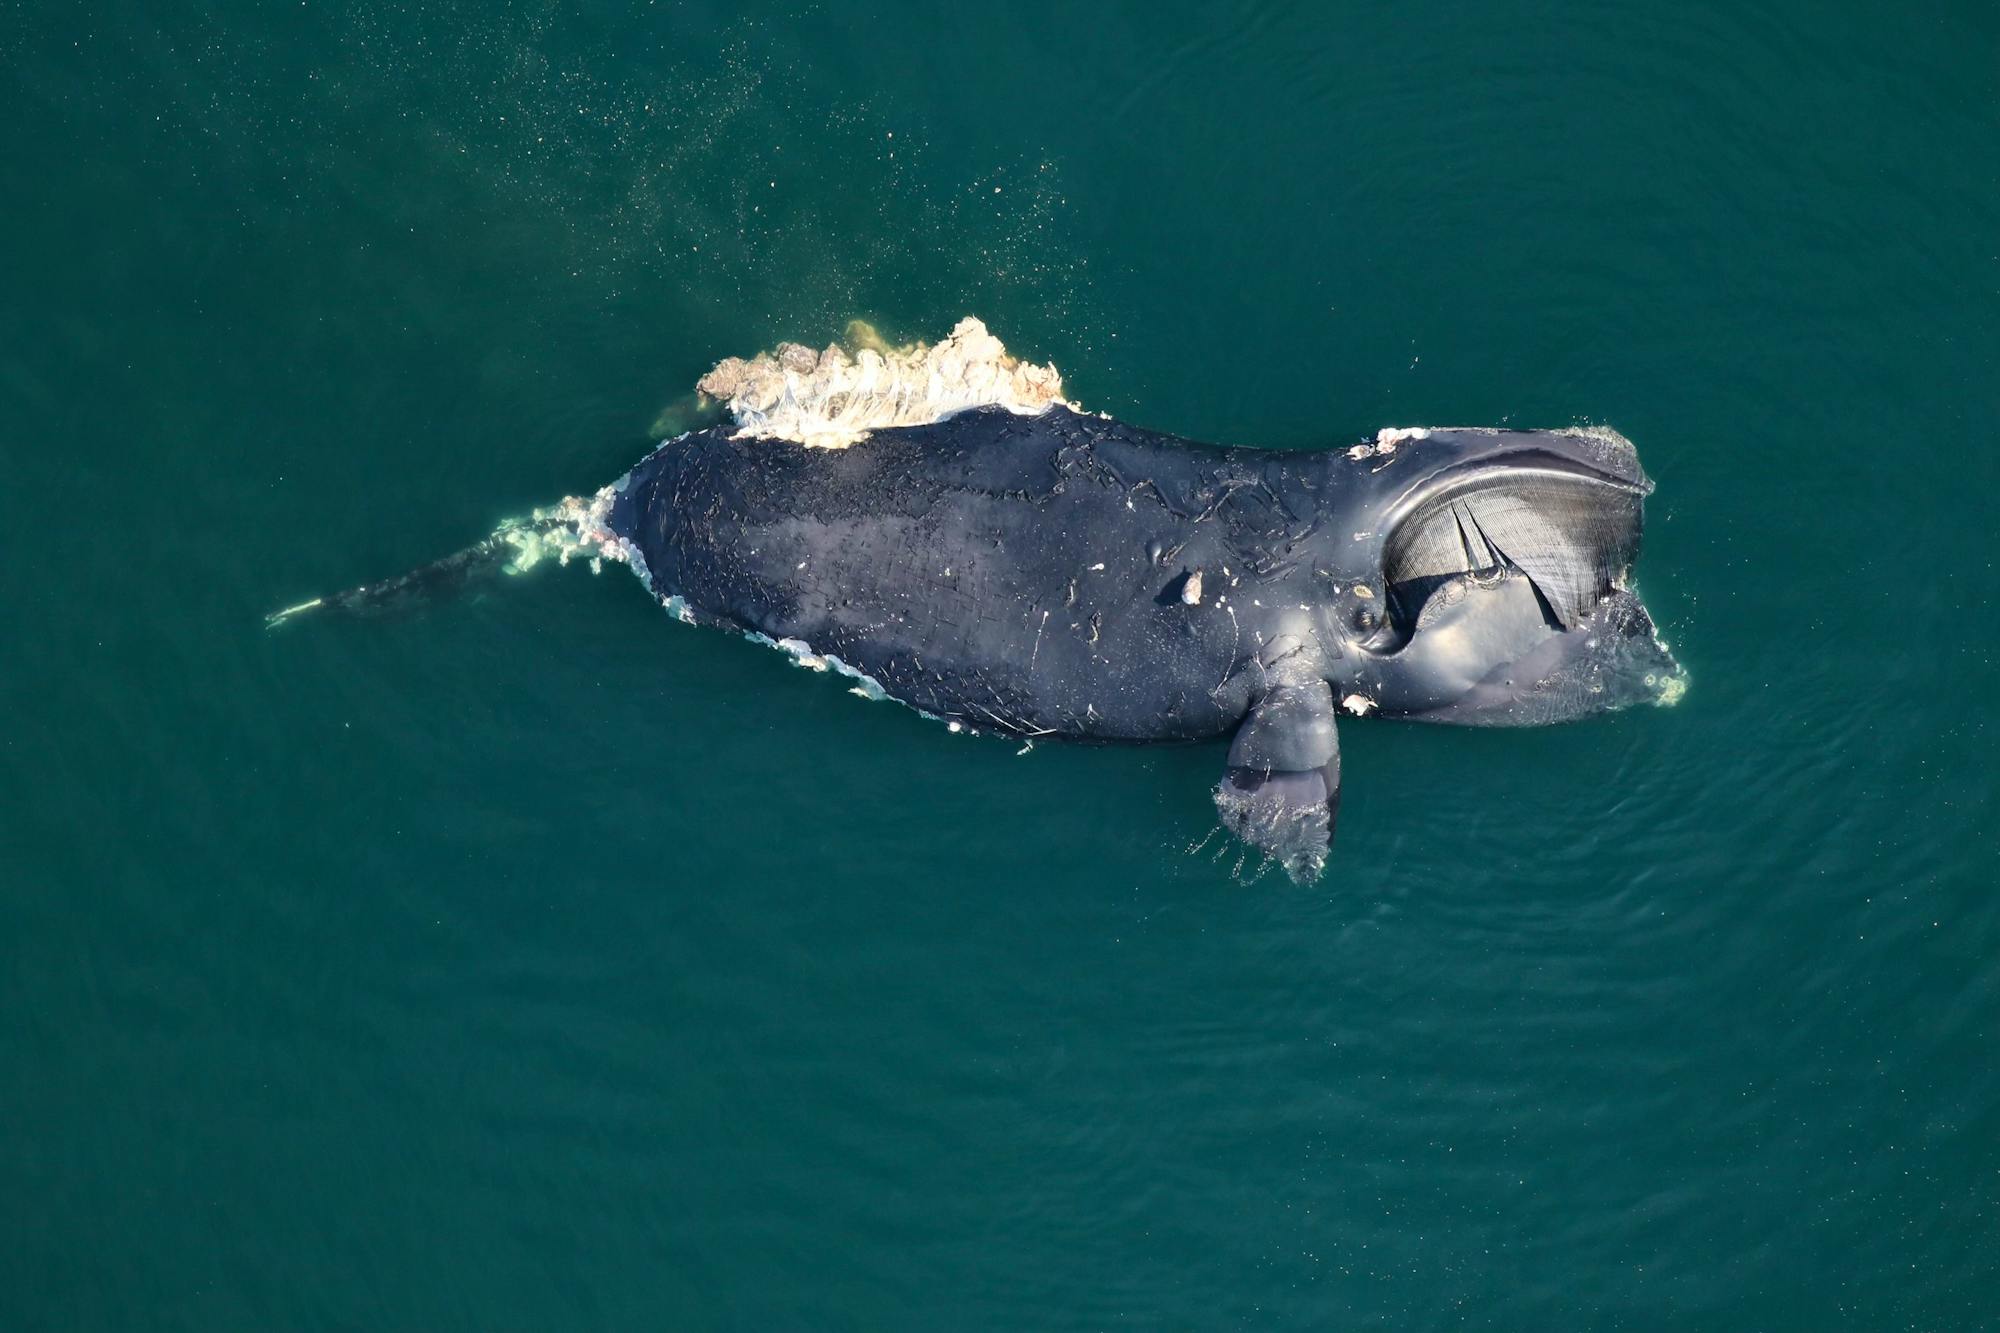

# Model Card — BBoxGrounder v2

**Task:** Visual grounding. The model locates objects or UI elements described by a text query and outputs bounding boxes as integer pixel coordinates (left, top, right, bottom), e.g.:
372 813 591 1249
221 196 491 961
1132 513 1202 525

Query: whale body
590 403 1680 878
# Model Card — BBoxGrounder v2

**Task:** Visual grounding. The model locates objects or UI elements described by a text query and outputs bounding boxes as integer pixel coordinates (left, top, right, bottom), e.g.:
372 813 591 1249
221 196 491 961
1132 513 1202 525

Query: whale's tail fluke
264 504 603 629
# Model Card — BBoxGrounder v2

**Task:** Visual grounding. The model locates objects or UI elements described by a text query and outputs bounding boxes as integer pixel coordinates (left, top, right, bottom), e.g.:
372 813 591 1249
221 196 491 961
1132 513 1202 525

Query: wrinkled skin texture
606 406 1680 879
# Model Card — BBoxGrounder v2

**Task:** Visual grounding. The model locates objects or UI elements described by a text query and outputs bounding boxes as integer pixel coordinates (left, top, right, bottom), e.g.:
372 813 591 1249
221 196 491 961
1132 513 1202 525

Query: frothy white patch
498 488 633 575
696 316 1070 449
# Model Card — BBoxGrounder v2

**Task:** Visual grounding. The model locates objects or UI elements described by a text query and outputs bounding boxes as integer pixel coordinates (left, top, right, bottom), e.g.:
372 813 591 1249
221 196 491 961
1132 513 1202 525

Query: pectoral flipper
1213 681 1341 882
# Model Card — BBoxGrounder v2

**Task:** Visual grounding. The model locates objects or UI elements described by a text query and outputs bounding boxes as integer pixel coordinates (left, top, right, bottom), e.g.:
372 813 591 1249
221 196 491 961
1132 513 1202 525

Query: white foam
497 486 643 580
695 316 1070 449
746 631 897 704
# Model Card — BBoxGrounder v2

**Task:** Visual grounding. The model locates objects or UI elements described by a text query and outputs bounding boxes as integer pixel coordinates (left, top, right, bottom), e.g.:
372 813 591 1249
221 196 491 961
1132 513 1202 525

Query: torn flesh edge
696 316 1074 451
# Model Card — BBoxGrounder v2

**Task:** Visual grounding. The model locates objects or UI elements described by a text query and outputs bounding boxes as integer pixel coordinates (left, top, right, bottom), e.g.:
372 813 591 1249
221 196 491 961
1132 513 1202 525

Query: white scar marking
1219 605 1242 693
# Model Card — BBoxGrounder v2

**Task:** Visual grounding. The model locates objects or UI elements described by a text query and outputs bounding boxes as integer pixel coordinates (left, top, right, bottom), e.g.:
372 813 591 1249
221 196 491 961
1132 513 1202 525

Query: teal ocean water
5 2 1997 1327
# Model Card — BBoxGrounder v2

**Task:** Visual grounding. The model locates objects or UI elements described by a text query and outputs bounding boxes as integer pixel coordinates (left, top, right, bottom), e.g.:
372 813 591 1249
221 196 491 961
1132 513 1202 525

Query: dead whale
274 319 1683 879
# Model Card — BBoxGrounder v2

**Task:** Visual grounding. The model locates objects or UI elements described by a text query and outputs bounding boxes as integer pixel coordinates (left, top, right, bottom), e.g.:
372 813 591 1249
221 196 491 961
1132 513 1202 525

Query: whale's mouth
1364 431 1681 719
1377 442 1650 644
693 317 1070 450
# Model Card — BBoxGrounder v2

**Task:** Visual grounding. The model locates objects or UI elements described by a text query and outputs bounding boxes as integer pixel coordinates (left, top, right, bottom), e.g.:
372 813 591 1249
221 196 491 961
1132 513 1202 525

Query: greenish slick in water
3 1 1996 1327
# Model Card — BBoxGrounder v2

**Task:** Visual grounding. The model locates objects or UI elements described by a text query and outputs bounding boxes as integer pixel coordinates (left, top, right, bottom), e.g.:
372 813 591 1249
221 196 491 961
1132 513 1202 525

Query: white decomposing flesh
695 316 1070 449
1348 426 1431 460
1342 694 1377 716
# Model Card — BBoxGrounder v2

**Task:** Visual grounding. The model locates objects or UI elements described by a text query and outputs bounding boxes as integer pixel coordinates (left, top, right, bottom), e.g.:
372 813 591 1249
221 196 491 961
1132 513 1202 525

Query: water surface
4 1 1996 1327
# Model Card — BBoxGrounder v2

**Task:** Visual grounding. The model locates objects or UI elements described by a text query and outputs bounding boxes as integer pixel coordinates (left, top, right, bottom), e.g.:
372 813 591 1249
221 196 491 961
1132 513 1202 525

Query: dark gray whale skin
604 405 1679 878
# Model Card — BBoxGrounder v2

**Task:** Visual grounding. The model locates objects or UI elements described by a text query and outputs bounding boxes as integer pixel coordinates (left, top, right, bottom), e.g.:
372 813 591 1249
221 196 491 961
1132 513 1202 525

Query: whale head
1330 426 1683 724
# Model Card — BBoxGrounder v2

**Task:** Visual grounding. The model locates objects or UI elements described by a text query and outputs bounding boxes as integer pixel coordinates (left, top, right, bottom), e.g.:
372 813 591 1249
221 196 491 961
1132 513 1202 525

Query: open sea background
4 1 1996 1327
